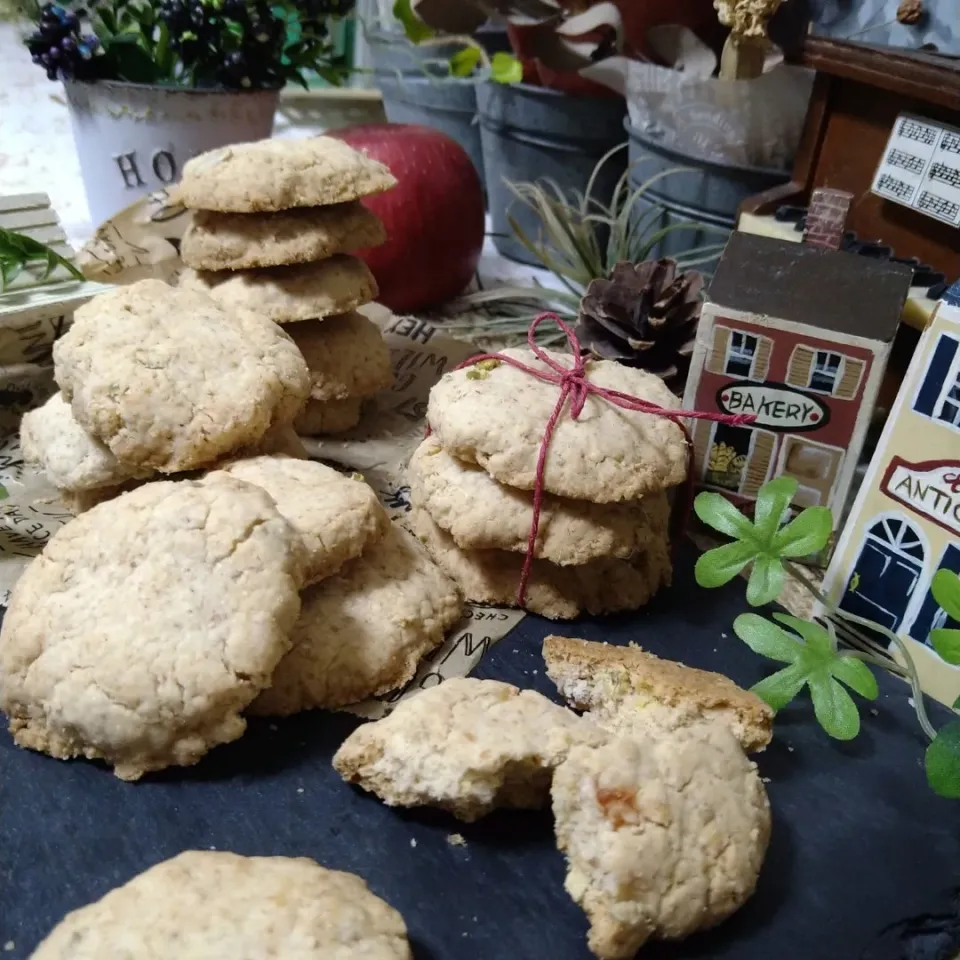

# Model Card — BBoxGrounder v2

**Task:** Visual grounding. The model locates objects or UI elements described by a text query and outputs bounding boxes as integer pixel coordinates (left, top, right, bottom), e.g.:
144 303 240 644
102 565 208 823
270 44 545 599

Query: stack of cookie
21 278 313 512
408 348 689 619
174 136 399 436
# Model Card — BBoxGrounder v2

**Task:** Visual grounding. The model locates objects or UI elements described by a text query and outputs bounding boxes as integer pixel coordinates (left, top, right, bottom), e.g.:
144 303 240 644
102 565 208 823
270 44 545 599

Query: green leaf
449 44 481 77
751 662 808 710
392 0 434 43
694 539 758 589
772 613 834 656
733 613 802 663
490 51 523 84
931 628 960 665
829 655 879 700
694 491 756 541
752 476 798 542
925 721 960 798
773 506 834 558
932 568 960 620
808 673 860 740
0 484 7 501
0 228 82 292
746 553 786 606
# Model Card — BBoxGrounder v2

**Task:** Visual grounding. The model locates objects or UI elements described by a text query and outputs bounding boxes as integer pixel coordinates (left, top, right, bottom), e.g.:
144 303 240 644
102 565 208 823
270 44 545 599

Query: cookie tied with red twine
437 314 757 607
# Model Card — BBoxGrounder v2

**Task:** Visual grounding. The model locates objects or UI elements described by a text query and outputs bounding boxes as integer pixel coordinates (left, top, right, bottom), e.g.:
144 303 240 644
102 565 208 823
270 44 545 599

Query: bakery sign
881 457 960 537
716 381 829 433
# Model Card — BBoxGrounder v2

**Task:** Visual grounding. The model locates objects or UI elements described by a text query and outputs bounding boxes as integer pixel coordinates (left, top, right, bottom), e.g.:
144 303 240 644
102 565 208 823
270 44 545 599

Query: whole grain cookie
216 456 387 585
179 255 377 324
287 312 394 402
334 677 607 821
0 475 306 780
30 850 411 959
21 392 154 492
252 522 462 715
408 438 670 565
552 729 770 959
181 201 386 272
412 507 671 620
427 349 689 502
295 396 363 435
53 280 310 473
543 635 774 752
172 136 397 213
58 480 143 515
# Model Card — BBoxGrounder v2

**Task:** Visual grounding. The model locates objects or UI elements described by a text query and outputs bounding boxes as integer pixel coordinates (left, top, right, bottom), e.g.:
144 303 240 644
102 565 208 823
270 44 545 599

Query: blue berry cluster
25 4 100 81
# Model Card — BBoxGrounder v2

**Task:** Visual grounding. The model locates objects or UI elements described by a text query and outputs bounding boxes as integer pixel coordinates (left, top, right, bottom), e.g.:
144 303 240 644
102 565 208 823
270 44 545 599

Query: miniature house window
787 345 866 399
705 325 773 380
778 436 844 508
912 333 960 431
694 420 776 497
908 544 960 650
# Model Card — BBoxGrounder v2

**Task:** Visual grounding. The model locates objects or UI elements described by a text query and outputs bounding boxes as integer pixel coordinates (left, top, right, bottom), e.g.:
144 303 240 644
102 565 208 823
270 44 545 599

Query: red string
437 313 756 607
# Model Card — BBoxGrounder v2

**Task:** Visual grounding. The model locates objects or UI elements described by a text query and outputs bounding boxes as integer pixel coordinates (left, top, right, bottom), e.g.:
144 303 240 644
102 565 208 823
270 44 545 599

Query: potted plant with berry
24 0 355 224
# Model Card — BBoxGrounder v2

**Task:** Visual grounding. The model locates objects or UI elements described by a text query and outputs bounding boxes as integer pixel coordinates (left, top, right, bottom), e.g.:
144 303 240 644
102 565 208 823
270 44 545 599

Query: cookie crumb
4 941 14 951
447 833 467 847
787 745 794 753
870 708 879 716
761 777 771 784
410 838 417 848
721 633 728 638
269 723 279 732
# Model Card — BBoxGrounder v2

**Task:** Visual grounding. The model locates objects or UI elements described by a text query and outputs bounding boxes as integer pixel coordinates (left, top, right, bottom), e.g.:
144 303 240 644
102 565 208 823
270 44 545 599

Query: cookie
179 256 378 324
294 396 363 435
427 349 689 502
408 438 670 565
30 850 411 959
287 312 394 402
21 392 154 493
172 136 398 213
252 522 462 715
552 729 770 959
216 456 388 585
0 475 306 780
53 280 310 473
542 635 774 753
333 677 607 821
180 201 386 272
411 507 671 620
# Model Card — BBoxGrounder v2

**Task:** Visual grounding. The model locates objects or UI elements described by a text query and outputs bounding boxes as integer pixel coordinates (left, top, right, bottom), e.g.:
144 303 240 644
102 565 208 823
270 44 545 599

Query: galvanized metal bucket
476 82 626 266
625 119 790 274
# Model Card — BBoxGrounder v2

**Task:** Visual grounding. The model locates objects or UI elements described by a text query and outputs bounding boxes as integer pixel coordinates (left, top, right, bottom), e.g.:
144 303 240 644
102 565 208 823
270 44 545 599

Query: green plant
25 0 354 89
0 228 84 291
695 476 960 797
439 147 727 346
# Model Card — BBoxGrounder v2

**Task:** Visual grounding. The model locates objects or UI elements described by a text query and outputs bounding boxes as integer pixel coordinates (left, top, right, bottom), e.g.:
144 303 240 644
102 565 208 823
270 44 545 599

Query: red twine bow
439 313 756 607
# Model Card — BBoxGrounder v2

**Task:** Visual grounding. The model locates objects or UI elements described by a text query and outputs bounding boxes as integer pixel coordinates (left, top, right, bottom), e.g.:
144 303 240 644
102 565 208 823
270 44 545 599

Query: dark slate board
1 542 958 960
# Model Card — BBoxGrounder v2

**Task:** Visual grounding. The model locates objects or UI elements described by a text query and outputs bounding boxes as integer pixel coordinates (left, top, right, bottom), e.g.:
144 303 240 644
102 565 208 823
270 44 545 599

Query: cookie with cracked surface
408 438 670 565
252 522 462 715
333 677 607 821
287 312 394 402
179 256 378 324
427 348 689 502
29 850 411 959
216 456 388 585
552 729 770 959
295 396 363 435
0 475 306 780
53 280 310 473
411 507 671 620
542 635 774 752
172 136 398 213
21 392 154 493
180 201 386 271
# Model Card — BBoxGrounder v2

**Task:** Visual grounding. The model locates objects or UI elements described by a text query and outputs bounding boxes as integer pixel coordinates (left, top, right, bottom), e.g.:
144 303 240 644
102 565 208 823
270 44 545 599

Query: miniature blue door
909 544 960 649
840 515 926 631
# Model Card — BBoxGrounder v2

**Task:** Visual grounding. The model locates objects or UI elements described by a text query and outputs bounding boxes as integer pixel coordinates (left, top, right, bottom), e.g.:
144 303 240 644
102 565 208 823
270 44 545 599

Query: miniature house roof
706 232 913 343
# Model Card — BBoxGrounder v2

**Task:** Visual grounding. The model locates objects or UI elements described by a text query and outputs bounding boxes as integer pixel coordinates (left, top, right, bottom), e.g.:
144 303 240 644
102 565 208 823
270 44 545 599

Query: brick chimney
803 187 854 250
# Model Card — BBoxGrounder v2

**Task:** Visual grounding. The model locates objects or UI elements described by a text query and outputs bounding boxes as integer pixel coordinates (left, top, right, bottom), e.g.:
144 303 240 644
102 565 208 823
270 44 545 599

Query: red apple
334 123 485 314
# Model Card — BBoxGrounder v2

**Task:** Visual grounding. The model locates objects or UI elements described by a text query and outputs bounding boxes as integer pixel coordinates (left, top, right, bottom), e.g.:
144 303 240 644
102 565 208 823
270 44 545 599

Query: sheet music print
872 114 960 227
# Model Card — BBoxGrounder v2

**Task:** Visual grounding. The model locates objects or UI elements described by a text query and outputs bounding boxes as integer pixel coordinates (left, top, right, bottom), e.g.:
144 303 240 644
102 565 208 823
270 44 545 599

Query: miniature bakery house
683 231 912 514
825 280 960 707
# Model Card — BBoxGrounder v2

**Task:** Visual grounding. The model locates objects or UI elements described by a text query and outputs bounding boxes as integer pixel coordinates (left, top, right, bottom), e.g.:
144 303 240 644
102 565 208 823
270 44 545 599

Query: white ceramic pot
64 80 280 225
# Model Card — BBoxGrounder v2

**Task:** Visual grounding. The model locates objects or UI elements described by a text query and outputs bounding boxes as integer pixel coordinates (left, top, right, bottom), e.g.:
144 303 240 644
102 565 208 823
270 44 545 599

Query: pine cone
576 259 704 389
896 0 923 23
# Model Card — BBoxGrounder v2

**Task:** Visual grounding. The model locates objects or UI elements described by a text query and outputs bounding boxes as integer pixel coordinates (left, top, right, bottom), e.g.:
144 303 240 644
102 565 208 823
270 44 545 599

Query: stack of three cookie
175 136 398 436
408 348 691 620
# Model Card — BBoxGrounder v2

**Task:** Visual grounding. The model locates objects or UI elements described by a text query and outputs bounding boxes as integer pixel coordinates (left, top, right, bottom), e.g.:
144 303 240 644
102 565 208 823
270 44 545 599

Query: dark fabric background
1 542 957 959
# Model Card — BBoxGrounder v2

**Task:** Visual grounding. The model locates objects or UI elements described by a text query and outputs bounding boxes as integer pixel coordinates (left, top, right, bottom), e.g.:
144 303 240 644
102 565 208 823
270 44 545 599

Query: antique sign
881 457 960 538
